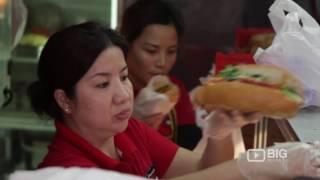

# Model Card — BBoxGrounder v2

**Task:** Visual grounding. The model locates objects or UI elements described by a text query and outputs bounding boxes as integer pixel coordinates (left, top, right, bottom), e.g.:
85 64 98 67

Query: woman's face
127 24 178 88
67 47 134 137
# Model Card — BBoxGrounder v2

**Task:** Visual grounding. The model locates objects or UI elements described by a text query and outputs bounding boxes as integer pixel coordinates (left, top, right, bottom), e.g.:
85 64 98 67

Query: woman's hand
202 108 262 139
133 79 176 129
141 113 165 129
133 90 168 129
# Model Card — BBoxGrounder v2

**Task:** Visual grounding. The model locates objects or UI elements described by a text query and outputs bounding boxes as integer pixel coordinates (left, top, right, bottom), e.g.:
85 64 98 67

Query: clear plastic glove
201 109 262 139
133 76 177 126
190 85 261 140
237 141 320 180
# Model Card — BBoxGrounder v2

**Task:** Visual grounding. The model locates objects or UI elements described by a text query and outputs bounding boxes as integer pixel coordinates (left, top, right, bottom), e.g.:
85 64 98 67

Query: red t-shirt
39 119 178 178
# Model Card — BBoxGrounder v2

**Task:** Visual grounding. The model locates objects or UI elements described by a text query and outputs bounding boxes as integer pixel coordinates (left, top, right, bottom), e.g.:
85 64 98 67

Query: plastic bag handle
269 0 320 33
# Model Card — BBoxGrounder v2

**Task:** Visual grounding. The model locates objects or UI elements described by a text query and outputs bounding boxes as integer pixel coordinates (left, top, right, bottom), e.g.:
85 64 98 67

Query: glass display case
7 0 118 112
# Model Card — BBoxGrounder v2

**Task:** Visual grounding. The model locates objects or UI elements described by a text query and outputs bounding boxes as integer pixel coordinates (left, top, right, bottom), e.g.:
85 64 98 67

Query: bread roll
195 64 304 119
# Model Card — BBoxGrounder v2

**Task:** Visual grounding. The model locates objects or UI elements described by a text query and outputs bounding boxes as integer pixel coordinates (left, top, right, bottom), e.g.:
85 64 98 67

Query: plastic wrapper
133 75 178 121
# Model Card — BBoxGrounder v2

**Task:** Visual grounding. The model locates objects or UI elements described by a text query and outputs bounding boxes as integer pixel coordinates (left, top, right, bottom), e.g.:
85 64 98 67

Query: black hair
28 22 128 121
120 0 184 43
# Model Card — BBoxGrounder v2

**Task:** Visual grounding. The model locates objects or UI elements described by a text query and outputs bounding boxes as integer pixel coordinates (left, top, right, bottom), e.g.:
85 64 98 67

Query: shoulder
39 121 98 168
39 141 97 168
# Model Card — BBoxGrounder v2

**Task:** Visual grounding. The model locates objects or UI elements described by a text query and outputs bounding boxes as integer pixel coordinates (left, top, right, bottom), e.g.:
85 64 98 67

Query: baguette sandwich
194 64 304 118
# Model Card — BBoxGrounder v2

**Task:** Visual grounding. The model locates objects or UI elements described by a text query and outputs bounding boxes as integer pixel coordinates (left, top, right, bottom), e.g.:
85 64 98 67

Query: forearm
193 135 207 154
193 131 235 169
200 135 234 168
168 160 245 180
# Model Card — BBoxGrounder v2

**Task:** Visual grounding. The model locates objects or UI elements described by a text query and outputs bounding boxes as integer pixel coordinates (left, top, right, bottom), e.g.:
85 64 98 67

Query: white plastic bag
255 0 320 107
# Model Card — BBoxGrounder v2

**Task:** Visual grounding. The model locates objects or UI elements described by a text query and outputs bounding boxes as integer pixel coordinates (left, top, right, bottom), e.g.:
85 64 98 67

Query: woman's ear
54 89 72 114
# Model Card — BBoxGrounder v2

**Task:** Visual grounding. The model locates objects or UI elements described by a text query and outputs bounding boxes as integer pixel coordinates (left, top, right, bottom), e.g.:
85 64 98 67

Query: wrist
202 126 236 140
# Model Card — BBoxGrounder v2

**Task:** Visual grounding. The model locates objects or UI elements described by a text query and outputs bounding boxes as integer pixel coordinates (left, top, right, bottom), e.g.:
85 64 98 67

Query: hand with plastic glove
201 108 262 140
133 75 179 129
190 84 262 140
237 141 320 180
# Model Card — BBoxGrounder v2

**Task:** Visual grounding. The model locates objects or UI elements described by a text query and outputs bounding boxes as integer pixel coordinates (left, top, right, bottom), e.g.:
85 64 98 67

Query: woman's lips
149 72 165 76
114 109 131 121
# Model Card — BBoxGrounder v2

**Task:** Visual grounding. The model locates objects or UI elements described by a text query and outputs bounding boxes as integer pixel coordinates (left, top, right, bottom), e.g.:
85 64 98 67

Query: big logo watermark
247 148 287 162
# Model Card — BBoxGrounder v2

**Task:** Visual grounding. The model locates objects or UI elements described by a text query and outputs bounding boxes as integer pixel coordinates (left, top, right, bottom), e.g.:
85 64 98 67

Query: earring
65 107 71 113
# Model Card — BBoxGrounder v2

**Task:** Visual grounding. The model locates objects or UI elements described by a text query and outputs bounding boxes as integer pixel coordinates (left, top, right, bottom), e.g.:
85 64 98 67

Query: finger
311 154 320 167
244 112 263 124
201 112 211 120
227 110 263 126
213 110 230 122
231 110 251 125
202 105 219 112
143 113 164 120
144 114 165 129
312 141 320 149
307 167 320 178
217 110 246 125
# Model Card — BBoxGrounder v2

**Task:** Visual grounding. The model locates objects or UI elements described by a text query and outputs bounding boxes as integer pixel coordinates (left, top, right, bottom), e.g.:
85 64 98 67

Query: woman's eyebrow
144 42 158 48
120 66 128 73
91 66 128 78
91 72 111 78
91 66 128 79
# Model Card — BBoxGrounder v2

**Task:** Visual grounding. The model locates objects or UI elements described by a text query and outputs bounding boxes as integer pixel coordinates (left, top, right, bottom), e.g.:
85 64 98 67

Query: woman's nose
156 53 166 67
113 81 130 105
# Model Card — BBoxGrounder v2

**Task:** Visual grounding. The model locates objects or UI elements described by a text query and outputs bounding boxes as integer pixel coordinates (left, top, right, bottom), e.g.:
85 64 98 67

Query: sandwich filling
211 65 303 103
155 84 172 93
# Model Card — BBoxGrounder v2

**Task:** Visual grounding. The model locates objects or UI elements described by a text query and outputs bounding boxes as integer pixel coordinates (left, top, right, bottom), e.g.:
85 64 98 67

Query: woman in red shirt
120 0 202 150
27 21 318 180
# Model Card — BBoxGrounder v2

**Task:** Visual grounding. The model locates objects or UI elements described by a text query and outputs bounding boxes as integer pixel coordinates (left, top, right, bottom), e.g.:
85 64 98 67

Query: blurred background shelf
0 110 54 132
11 56 38 64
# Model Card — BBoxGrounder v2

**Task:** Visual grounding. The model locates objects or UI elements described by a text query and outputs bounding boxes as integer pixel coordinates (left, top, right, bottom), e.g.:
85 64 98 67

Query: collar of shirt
54 121 138 171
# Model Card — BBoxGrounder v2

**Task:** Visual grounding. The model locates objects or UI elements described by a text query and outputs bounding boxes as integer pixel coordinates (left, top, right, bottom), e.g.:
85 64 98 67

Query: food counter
276 106 320 143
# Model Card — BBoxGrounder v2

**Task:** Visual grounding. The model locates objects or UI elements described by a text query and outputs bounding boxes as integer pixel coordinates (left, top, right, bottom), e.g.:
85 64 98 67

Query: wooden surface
242 119 287 149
